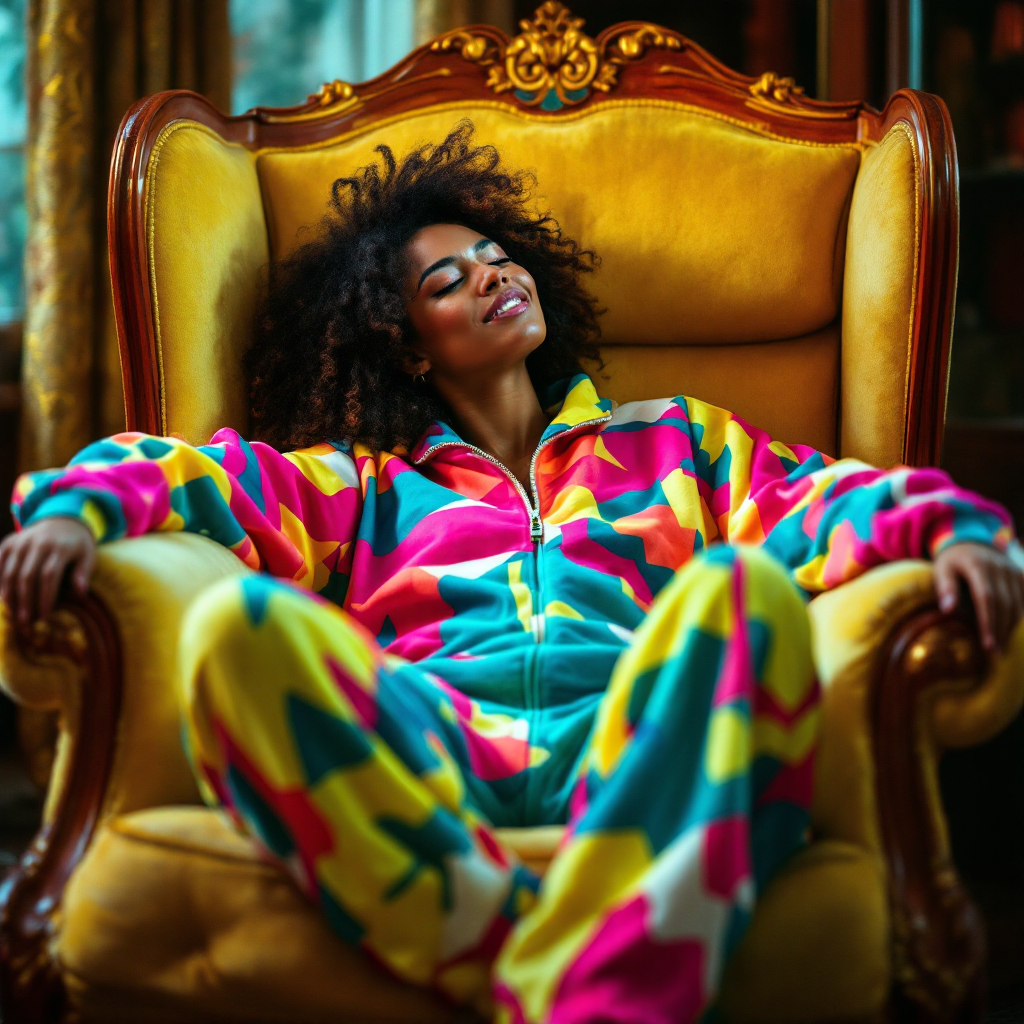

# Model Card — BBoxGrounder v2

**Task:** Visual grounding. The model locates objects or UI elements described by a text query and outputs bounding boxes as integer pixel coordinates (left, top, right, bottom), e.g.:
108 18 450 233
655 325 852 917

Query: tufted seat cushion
57 806 891 1024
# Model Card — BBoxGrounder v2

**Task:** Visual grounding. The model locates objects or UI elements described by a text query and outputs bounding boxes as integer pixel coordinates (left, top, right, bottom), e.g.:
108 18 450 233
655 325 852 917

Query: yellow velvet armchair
2 5 1023 1023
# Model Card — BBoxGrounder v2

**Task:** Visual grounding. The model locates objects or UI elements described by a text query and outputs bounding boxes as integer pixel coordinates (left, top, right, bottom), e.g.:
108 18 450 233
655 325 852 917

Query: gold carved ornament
748 71 805 104
302 3 825 123
432 1 681 111
314 79 355 106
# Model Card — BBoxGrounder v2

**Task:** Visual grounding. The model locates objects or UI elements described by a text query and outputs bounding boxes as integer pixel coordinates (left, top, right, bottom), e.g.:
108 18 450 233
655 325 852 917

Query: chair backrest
109 1 957 467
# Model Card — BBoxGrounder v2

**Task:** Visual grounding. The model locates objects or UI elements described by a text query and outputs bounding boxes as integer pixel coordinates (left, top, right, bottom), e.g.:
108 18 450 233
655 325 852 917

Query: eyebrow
417 238 495 290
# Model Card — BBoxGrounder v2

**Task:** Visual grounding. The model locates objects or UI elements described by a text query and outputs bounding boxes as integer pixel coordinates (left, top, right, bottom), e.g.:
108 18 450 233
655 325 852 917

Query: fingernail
940 595 954 611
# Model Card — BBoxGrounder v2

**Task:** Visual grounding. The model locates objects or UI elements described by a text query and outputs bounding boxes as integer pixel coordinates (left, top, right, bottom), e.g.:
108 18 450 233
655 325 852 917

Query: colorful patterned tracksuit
13 375 1016 1023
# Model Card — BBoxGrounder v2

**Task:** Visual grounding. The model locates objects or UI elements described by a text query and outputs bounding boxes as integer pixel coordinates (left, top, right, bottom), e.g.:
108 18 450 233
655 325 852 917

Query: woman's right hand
0 518 98 628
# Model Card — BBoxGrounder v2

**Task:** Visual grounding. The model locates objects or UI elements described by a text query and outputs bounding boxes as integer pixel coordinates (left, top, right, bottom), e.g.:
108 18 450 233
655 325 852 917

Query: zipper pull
530 514 543 541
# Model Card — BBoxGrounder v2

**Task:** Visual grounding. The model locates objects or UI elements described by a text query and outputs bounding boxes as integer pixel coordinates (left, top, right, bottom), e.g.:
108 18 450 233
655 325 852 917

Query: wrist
20 494 107 542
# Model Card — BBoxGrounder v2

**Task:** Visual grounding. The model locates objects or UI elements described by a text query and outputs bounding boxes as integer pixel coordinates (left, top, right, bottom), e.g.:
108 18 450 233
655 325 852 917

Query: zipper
416 440 540 529
416 412 612 824
414 414 612 545
526 414 613 525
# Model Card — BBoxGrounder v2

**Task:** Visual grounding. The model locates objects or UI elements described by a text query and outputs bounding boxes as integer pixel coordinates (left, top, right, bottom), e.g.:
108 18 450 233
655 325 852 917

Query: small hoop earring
414 372 426 384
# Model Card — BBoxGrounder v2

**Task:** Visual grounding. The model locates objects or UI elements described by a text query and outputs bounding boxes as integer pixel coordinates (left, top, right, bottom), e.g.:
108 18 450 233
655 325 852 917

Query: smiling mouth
483 287 529 323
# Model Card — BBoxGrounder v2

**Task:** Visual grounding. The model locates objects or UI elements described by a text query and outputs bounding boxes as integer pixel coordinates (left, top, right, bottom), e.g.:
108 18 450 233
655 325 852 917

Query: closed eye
431 257 510 297
432 278 461 298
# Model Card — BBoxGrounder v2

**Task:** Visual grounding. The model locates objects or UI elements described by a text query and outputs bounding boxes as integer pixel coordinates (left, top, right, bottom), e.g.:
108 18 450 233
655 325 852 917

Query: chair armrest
809 559 1023 846
0 532 250 1019
809 559 935 850
808 558 1024 1020
1 532 252 819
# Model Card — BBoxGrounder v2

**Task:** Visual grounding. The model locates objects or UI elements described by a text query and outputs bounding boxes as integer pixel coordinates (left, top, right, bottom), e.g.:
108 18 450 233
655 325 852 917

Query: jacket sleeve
682 396 1021 595
11 430 363 596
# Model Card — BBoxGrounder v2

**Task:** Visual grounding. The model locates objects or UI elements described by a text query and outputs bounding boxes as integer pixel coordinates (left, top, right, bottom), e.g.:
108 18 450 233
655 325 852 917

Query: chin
505 310 546 349
509 324 546 364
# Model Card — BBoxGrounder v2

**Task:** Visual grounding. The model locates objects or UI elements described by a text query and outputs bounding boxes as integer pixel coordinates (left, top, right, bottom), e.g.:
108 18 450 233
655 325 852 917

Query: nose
478 261 506 294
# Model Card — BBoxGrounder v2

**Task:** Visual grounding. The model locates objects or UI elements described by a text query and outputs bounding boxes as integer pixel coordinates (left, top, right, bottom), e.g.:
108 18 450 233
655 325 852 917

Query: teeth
497 297 520 315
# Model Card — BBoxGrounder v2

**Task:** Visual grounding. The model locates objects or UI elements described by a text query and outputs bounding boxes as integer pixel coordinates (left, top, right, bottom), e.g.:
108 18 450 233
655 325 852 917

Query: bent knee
180 574 374 697
681 544 796 592
182 574 283 654
179 574 320 690
731 545 802 604
664 545 806 626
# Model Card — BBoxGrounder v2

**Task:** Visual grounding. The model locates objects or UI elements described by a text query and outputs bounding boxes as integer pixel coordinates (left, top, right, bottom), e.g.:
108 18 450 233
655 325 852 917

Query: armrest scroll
809 558 1023 1022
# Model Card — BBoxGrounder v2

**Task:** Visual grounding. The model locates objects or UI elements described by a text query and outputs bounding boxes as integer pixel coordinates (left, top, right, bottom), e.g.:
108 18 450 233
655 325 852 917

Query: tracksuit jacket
11 373 1016 828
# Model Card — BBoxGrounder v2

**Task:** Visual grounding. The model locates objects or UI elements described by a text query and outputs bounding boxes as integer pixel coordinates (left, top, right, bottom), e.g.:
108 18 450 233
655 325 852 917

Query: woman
2 124 1022 1024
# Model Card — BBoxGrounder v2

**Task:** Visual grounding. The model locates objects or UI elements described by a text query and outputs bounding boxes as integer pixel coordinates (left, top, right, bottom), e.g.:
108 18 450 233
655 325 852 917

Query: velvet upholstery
146 103 870 459
58 806 888 1024
841 125 920 468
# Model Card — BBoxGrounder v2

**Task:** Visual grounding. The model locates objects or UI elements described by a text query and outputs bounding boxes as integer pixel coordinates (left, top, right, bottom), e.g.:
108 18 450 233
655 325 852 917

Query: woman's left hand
933 542 1024 652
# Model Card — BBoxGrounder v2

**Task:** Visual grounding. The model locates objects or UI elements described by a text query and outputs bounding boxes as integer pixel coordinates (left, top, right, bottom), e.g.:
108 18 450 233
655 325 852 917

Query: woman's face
403 223 546 382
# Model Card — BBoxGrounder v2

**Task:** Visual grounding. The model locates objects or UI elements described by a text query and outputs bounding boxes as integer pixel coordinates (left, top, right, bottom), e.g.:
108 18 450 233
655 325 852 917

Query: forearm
757 461 1018 595
12 432 237 543
10 430 364 597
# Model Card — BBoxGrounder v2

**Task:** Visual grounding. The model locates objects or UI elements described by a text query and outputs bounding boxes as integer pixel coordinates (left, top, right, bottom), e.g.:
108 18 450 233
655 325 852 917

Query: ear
399 349 431 377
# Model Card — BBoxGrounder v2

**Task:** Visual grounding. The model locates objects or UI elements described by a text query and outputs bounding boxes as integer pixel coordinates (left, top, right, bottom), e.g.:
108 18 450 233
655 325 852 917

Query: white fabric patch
313 448 359 488
541 522 561 543
427 498 494 515
644 824 736 992
419 551 516 580
607 623 635 644
608 398 677 426
439 846 512 961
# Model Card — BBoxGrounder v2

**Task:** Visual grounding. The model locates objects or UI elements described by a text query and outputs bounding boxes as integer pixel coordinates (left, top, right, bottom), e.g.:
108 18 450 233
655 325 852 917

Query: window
231 0 415 114
0 0 26 325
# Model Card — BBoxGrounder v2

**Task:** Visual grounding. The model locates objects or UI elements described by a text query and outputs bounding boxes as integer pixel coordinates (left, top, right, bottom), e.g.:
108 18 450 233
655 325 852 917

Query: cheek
532 299 547 335
410 301 473 356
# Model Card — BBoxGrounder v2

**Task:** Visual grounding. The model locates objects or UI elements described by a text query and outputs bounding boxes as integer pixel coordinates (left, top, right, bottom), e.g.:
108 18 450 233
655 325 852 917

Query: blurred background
0 1 1021 1018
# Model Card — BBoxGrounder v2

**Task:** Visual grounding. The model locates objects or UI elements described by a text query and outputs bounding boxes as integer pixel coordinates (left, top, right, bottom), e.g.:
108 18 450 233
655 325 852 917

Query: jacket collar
411 373 612 464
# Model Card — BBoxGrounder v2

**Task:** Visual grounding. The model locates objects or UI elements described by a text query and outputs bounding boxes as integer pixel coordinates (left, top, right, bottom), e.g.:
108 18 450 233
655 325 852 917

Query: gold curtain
21 0 230 472
415 0 514 46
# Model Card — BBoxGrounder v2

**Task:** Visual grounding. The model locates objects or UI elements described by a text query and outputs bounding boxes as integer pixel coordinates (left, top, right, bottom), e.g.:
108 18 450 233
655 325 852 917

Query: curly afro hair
246 121 603 452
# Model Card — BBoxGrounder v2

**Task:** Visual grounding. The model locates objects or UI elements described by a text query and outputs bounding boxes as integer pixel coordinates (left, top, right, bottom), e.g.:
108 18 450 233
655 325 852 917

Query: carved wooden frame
872 609 989 1022
1 4 980 1022
0 595 122 1023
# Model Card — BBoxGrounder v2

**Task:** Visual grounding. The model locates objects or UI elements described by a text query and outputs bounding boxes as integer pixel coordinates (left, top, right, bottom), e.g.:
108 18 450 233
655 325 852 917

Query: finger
35 551 66 622
1007 570 1024 641
72 540 96 594
15 542 46 626
934 556 962 613
962 562 997 651
38 549 77 623
0 535 11 579
992 572 1014 651
0 540 28 617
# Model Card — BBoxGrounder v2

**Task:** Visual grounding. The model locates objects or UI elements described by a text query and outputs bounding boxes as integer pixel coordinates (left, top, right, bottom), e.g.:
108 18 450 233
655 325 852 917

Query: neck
432 364 549 483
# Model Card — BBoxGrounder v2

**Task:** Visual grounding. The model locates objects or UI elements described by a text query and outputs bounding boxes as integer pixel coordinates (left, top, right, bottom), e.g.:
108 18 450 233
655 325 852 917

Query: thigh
585 543 816 823
179 574 539 1008
493 546 819 1024
180 575 465 813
